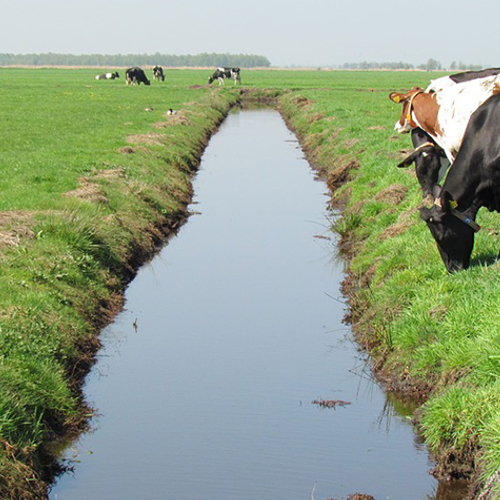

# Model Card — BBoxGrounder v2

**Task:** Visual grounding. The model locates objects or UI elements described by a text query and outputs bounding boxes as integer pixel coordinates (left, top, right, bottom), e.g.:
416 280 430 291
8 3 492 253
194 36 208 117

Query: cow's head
389 87 425 133
398 144 447 199
420 191 476 272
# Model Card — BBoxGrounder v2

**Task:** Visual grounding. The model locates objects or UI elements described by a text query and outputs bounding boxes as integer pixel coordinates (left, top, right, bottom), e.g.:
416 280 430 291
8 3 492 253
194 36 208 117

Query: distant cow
153 66 165 82
420 92 500 272
95 71 120 80
389 74 500 162
125 67 151 86
208 67 241 85
397 128 448 200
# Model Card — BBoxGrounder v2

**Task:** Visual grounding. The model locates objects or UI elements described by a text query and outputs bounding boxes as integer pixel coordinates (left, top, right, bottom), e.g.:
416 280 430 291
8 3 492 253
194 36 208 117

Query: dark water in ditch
49 109 467 500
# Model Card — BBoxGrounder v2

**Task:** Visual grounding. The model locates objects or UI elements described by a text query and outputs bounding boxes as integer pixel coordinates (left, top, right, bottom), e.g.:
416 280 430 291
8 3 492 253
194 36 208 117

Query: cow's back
444 92 500 212
435 75 500 160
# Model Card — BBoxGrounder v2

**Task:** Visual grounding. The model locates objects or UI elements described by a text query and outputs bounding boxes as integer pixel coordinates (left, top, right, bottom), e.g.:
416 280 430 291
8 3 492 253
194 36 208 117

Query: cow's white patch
394 120 412 134
430 74 500 162
426 76 454 92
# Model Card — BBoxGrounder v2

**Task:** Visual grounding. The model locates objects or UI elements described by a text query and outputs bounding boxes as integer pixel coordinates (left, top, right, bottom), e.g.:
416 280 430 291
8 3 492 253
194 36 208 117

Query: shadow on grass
470 250 499 268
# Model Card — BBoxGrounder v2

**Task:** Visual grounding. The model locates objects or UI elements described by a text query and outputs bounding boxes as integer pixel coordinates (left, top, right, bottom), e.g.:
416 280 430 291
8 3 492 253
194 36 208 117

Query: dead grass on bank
0 212 35 249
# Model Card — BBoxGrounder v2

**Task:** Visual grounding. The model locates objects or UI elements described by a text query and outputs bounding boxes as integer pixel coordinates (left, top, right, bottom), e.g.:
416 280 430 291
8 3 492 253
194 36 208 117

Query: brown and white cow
389 74 500 162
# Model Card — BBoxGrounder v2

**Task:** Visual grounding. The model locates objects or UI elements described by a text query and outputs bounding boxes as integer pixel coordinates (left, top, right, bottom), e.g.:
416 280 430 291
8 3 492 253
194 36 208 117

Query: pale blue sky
3 0 499 67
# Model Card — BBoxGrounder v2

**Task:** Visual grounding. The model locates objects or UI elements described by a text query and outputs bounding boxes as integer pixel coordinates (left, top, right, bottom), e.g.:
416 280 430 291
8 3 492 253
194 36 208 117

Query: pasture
0 67 499 499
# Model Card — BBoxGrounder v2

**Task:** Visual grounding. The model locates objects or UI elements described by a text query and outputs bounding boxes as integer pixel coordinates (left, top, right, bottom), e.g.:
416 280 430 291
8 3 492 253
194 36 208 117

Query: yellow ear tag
392 95 401 103
449 199 458 209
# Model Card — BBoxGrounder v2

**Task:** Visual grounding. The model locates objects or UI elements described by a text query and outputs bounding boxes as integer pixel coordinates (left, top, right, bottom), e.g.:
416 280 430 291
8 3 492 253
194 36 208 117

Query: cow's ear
420 206 433 223
389 92 403 103
397 150 417 168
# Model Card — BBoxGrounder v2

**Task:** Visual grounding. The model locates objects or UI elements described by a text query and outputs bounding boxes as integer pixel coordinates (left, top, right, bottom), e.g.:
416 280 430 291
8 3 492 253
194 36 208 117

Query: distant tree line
0 52 271 68
338 59 484 71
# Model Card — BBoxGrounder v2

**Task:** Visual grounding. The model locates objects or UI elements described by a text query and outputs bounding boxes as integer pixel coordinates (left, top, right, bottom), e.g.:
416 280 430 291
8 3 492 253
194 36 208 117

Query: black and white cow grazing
125 67 151 86
227 67 241 84
420 92 500 272
208 67 241 85
153 66 165 81
95 71 120 80
208 69 227 85
397 128 449 200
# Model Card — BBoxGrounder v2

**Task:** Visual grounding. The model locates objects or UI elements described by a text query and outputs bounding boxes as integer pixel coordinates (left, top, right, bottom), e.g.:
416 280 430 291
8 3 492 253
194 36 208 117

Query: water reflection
50 110 467 500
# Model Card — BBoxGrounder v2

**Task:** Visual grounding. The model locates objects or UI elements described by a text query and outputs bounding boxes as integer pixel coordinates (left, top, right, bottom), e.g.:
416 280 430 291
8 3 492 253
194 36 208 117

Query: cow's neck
446 171 481 219
412 93 442 139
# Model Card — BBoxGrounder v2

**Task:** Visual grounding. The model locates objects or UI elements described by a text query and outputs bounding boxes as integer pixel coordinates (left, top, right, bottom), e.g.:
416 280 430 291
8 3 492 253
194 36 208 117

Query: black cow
125 67 151 86
153 66 165 82
397 128 449 200
208 67 241 85
420 92 500 272
95 71 120 80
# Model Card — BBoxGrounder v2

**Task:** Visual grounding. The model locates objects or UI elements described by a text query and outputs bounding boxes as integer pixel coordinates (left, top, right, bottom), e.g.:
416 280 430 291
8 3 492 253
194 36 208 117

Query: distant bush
0 52 271 68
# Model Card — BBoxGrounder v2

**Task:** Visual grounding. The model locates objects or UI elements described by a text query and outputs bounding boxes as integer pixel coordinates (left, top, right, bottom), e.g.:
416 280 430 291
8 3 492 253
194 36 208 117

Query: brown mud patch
63 168 127 205
0 211 35 248
374 183 408 205
126 132 167 146
381 207 418 240
119 145 151 155
63 178 109 205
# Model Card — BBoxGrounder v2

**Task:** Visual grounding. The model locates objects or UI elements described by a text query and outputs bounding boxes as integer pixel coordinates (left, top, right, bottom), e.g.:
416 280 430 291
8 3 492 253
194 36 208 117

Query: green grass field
0 67 499 499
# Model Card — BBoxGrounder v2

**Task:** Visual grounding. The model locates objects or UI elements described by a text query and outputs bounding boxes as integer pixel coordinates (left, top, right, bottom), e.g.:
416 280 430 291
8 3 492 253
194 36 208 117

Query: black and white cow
397 128 449 200
153 66 165 82
208 67 241 85
95 71 120 80
125 67 151 86
420 92 500 272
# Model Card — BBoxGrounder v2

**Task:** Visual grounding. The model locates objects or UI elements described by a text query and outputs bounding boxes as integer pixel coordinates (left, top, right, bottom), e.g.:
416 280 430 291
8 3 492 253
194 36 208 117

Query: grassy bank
0 68 239 498
2 68 500 499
